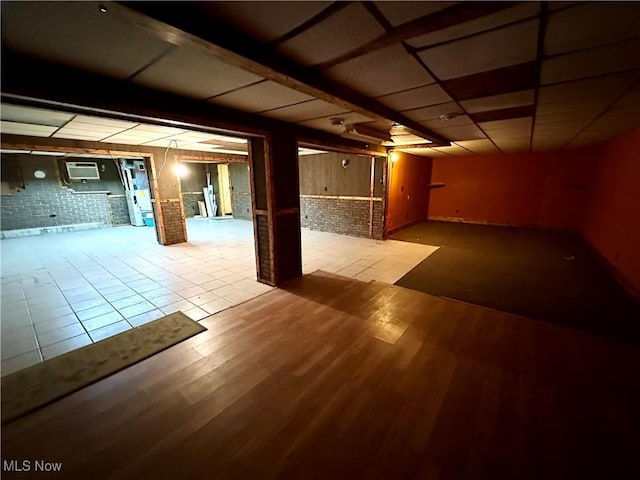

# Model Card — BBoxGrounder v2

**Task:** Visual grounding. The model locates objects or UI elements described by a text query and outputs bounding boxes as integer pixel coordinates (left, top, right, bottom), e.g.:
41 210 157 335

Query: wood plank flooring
2 271 640 479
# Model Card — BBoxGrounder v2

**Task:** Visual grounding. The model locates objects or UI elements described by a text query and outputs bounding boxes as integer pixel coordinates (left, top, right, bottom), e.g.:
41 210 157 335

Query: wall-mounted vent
66 162 100 180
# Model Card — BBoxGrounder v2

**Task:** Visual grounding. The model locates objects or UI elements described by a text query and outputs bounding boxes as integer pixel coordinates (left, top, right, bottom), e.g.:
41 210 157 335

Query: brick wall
255 214 272 282
157 200 186 245
231 192 252 220
300 196 384 239
0 154 129 231
1 183 111 230
108 195 130 225
298 153 386 239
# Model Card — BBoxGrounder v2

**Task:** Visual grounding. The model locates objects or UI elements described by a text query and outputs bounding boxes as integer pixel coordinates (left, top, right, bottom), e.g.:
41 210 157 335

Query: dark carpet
392 221 640 346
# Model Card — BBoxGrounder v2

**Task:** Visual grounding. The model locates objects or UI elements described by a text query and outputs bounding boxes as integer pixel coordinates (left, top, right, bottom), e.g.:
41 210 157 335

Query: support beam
249 133 302 286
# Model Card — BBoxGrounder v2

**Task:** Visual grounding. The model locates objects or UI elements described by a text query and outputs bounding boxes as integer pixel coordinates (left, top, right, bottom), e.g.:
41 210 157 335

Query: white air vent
66 162 100 180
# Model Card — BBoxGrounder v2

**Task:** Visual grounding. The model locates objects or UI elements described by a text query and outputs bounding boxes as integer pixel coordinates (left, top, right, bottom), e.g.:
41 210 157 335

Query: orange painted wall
386 152 432 233
580 128 640 294
428 150 595 229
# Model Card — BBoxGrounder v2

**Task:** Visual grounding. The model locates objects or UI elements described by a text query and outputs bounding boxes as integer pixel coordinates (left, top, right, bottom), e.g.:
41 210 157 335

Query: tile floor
1 218 438 375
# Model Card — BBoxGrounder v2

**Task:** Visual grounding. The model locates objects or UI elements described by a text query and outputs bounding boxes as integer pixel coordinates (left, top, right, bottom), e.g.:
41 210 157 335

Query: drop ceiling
0 104 249 155
1 1 639 158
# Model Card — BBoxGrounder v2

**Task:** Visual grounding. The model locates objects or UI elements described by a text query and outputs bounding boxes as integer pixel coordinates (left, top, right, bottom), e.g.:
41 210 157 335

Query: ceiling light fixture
331 118 391 144
99 5 108 13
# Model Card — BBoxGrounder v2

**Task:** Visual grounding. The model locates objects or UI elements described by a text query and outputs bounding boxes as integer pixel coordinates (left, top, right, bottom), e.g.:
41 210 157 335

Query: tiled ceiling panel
208 81 314 113
298 112 378 135
376 84 451 111
374 1 457 27
132 47 263 100
277 3 384 66
197 1 332 42
0 105 74 127
402 102 464 123
1 1 170 80
454 139 500 154
480 117 533 136
429 123 487 141
324 45 434 97
0 121 58 137
541 38 640 85
422 114 473 131
545 2 640 56
407 2 540 49
538 73 639 104
418 20 539 80
261 99 348 122
461 90 535 114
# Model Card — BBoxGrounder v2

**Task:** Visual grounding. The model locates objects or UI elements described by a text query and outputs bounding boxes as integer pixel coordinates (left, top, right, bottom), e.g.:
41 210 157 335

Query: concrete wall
1 154 126 231
298 152 384 239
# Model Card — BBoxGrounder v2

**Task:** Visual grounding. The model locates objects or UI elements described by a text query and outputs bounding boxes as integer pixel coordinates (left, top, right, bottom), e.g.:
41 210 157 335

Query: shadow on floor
391 221 640 346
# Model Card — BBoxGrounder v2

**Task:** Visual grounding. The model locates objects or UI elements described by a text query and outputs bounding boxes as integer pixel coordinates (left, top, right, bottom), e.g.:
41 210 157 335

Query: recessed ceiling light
99 5 108 14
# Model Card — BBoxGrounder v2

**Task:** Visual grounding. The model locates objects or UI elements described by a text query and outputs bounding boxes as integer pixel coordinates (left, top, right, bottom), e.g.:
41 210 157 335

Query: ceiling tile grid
197 1 332 43
207 81 314 113
131 48 264 100
417 20 539 81
1 1 171 80
277 3 385 67
323 45 434 98
407 2 540 49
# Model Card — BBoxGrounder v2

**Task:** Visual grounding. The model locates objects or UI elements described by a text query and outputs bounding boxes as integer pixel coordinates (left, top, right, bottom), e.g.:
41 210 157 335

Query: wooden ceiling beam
114 1 449 145
318 1 521 69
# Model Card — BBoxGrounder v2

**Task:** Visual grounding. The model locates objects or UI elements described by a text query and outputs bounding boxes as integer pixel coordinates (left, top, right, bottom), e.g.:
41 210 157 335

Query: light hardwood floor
2 271 639 479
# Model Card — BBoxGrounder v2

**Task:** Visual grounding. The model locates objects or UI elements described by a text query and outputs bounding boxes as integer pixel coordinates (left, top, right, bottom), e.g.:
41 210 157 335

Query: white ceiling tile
541 38 640 85
376 84 451 111
538 73 639 104
298 112 378 135
324 45 433 97
1 121 58 137
422 115 473 130
536 96 613 116
408 148 451 157
130 124 185 135
418 20 538 80
72 116 138 129
545 3 640 55
407 3 540 48
261 99 348 122
430 123 486 141
453 139 500 154
461 90 535 113
199 1 332 42
51 133 107 141
402 102 463 122
208 81 313 113
98 134 150 145
278 3 384 66
480 117 532 134
0 104 74 126
1 1 170 80
374 1 457 27
132 47 263 100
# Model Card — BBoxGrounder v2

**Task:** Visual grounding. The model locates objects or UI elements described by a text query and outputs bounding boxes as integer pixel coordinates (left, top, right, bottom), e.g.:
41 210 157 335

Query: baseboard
386 217 429 236
582 239 640 305
0 222 111 239
427 216 541 229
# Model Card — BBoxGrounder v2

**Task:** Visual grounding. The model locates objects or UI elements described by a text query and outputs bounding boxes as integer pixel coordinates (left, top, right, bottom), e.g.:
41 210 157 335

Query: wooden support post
249 132 302 286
